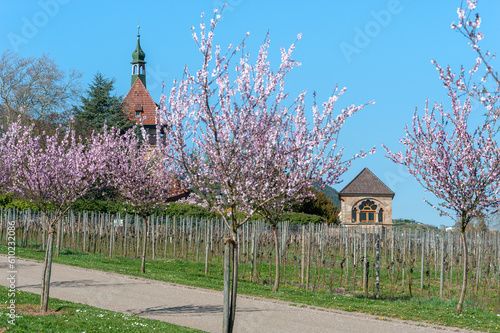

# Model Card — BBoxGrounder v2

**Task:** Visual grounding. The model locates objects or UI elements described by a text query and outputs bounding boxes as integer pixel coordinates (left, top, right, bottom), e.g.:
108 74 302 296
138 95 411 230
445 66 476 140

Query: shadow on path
132 304 263 317
20 280 130 289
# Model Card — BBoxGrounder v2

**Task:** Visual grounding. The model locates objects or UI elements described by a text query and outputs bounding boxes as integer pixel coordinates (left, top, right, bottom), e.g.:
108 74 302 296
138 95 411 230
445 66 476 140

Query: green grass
0 285 205 333
4 245 500 332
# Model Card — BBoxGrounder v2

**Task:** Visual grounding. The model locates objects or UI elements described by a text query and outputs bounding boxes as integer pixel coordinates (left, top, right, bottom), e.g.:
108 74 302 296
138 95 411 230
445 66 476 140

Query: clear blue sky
2 0 499 227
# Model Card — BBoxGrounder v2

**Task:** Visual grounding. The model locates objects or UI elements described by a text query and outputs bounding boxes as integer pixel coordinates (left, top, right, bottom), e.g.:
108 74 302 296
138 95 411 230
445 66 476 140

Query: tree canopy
73 72 132 136
0 51 81 125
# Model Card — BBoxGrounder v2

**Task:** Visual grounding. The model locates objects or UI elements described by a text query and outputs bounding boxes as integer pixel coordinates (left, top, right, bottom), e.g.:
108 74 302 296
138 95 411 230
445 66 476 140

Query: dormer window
135 110 142 118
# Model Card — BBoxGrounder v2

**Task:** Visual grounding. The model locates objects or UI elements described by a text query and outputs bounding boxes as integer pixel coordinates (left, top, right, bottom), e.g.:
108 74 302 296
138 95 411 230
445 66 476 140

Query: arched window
358 200 377 222
351 208 357 222
132 65 137 75
378 208 384 223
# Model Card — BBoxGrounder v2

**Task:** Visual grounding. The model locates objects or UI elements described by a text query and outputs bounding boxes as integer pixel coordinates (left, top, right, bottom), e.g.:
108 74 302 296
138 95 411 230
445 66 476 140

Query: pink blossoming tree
109 127 177 273
253 90 374 292
157 9 373 331
384 0 500 314
0 120 113 312
451 1 499 122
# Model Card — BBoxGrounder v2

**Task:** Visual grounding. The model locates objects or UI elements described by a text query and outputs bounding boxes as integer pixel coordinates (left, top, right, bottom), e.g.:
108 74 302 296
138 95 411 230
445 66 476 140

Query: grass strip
0 285 205 333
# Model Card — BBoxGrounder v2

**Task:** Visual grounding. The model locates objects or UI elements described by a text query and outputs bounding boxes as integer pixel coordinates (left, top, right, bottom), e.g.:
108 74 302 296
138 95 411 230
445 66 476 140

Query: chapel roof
339 167 395 197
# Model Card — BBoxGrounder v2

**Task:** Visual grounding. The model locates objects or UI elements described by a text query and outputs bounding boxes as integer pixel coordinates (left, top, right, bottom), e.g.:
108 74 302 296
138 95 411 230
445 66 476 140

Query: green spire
131 25 146 63
131 24 146 87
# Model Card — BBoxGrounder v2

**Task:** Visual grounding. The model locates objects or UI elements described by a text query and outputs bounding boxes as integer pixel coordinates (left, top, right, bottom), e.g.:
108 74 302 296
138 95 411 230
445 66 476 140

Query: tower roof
121 77 157 125
339 168 394 197
131 25 146 64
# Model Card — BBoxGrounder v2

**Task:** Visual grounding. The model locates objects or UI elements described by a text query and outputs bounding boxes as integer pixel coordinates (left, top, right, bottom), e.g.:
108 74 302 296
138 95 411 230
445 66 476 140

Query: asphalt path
0 256 479 333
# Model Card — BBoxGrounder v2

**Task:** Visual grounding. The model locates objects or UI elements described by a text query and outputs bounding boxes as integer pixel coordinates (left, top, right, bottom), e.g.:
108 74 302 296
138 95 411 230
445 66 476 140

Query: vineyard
2 208 499 309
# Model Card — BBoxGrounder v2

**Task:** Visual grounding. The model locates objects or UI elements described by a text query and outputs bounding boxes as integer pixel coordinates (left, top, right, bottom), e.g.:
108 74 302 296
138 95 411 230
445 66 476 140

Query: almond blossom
0 120 114 312
384 1 500 315
157 8 372 332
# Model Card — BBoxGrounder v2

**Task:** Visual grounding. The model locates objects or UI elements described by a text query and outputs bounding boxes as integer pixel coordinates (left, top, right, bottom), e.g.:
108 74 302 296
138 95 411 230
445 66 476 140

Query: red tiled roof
339 168 395 197
121 78 157 125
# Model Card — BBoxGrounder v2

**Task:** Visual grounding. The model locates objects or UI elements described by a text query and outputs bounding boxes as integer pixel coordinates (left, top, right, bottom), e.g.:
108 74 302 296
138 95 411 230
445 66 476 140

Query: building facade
339 168 394 226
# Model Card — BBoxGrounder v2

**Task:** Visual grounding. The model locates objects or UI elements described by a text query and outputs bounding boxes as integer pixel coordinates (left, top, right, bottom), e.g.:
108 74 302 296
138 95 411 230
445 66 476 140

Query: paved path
0 256 477 333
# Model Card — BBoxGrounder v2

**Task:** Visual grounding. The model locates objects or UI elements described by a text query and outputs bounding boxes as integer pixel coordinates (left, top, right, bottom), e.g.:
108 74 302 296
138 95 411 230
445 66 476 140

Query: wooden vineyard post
124 214 129 258
306 224 313 291
196 217 201 262
301 224 306 287
135 214 140 257
449 232 454 295
420 230 425 293
54 217 62 258
151 216 156 261
205 219 210 275
345 227 349 287
82 212 87 253
141 216 148 274
165 216 170 260
109 214 114 258
440 232 445 299
475 233 483 295
402 230 406 289
376 232 380 299
363 228 367 294
173 216 177 258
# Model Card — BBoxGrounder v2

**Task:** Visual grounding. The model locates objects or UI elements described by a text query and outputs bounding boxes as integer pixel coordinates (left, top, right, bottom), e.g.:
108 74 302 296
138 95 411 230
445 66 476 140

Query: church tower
121 25 158 143
131 25 146 87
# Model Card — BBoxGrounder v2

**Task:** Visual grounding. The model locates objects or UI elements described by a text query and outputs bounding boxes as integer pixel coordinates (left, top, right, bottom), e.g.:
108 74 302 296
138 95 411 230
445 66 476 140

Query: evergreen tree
73 73 132 135
293 189 340 225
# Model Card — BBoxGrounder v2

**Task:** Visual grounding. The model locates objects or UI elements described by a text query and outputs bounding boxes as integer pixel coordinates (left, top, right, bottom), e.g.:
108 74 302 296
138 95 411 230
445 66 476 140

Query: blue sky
2 0 499 227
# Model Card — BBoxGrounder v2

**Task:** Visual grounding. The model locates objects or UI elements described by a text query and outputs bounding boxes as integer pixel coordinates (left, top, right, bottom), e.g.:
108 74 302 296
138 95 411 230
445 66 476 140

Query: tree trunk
456 229 468 314
141 216 148 274
222 230 239 333
230 233 239 333
40 226 55 312
272 224 280 292
223 238 231 333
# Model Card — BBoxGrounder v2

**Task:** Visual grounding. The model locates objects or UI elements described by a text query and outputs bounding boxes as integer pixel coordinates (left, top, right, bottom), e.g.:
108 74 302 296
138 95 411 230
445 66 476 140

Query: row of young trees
1 8 373 333
156 2 500 326
0 120 174 312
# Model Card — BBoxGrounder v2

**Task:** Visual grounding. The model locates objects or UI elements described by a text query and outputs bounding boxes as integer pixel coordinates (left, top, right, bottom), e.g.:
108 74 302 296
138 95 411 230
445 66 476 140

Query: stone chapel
338 168 394 226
